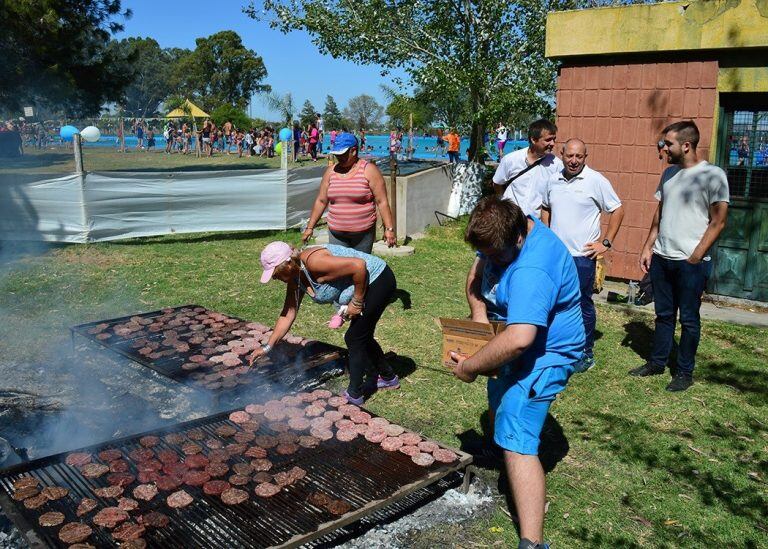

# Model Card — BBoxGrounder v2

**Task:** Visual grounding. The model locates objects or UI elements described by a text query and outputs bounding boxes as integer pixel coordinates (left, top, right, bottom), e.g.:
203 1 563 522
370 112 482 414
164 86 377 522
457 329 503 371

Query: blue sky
116 0 406 120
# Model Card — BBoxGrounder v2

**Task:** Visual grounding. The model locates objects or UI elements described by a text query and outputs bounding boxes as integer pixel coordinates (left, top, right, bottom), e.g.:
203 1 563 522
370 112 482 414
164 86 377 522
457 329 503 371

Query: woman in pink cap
250 240 400 404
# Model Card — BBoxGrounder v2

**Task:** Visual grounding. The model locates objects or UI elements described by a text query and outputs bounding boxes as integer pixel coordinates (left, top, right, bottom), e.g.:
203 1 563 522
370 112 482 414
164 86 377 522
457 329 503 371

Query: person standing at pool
496 123 509 161
316 113 324 153
308 122 319 162
445 128 461 163
436 128 446 156
302 132 396 252
135 120 145 150
330 129 338 151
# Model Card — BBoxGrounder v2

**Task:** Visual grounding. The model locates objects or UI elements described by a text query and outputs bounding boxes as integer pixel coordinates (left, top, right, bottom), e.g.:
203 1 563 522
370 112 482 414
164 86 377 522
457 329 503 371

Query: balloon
80 126 101 143
278 127 292 142
275 142 283 155
59 125 79 142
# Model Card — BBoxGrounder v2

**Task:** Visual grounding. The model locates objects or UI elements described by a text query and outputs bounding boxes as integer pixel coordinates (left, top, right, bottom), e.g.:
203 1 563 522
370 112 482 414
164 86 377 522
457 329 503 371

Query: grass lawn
0 221 766 547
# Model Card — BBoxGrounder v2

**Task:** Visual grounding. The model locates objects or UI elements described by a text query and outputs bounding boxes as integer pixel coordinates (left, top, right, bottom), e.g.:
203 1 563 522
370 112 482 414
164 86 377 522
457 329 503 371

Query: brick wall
555 60 718 280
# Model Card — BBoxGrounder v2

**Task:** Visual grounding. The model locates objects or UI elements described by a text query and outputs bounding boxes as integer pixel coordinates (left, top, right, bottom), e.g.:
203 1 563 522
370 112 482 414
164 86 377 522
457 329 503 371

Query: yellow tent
166 99 210 119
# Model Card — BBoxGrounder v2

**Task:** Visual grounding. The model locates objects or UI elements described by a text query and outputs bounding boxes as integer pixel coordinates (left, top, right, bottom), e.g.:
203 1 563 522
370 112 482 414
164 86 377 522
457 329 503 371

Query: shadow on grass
390 289 412 310
699 361 768 407
621 320 655 360
382 352 417 382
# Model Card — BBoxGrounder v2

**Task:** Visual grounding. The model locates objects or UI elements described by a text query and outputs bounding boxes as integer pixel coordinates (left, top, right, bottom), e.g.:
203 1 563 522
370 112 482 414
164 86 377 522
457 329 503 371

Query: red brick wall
555 60 718 280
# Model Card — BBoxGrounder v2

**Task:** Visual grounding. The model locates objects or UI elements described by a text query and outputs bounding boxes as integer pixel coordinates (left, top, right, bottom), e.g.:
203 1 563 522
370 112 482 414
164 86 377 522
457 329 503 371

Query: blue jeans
649 254 711 375
573 256 596 359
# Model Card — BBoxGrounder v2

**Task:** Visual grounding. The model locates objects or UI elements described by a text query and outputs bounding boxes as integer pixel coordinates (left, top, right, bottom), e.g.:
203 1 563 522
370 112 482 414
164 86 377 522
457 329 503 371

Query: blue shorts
489 364 574 455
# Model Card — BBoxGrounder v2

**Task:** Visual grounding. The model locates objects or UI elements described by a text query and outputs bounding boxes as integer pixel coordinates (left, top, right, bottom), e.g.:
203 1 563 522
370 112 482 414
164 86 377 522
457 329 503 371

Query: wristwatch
602 238 612 249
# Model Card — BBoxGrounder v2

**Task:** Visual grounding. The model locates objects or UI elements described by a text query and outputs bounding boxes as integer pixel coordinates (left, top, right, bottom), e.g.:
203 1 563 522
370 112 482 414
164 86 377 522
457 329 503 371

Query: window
723 110 768 200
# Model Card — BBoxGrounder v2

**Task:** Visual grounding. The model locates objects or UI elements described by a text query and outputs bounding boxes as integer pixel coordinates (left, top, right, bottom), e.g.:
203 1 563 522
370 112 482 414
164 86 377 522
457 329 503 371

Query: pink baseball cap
260 241 293 283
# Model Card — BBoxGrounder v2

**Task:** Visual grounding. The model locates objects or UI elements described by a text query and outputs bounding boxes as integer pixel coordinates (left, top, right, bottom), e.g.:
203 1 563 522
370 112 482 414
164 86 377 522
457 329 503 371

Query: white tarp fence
0 167 326 243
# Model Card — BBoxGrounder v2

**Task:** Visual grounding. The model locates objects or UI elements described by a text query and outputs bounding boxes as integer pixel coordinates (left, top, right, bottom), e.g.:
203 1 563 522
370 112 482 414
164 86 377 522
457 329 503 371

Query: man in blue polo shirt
449 196 584 549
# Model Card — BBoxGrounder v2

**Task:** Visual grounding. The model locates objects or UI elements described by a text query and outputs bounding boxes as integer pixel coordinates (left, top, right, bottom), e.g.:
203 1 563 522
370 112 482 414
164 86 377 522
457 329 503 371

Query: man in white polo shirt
493 119 563 218
542 138 624 372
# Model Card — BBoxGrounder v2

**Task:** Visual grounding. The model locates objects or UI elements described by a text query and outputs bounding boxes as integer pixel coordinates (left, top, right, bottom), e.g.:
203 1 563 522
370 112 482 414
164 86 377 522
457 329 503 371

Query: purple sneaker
377 375 400 390
342 390 365 406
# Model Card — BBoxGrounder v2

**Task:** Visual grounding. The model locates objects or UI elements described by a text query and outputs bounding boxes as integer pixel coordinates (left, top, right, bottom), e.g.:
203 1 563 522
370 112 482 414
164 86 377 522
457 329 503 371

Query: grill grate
0 405 471 548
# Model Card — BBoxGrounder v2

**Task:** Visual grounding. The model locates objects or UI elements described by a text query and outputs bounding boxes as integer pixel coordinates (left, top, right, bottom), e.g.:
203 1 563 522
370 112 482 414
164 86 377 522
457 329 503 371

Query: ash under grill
70 305 347 400
0 399 471 548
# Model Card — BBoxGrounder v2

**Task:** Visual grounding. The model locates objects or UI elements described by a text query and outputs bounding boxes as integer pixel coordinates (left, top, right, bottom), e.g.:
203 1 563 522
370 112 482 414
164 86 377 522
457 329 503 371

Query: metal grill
0 407 471 548
70 305 347 400
723 109 768 200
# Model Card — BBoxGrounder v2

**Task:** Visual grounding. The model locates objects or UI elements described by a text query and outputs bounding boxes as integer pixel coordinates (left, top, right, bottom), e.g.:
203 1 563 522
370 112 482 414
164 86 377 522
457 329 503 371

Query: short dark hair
465 197 528 250
528 119 558 142
662 120 700 149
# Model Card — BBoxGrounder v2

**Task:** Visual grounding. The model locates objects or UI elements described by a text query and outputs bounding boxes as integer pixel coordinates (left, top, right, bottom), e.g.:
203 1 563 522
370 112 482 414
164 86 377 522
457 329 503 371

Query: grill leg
460 465 476 494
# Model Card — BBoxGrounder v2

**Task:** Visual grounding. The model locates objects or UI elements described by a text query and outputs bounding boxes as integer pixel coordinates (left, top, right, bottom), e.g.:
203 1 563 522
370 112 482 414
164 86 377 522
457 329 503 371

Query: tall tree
174 31 269 112
107 37 184 118
262 92 295 126
299 100 317 127
343 95 383 130
323 95 343 130
381 86 434 130
0 0 132 117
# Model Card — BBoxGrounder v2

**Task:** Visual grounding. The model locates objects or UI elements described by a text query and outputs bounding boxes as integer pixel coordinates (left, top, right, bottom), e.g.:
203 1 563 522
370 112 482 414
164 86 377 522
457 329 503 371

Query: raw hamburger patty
112 521 146 541
65 453 92 467
133 484 158 501
203 480 231 496
58 522 93 544
39 511 65 527
93 507 129 528
309 428 333 441
400 432 422 445
381 437 404 451
384 424 405 437
411 452 435 467
41 486 69 500
166 490 194 508
220 487 249 505
399 445 420 456
254 482 281 498
228 411 251 424
433 448 459 463
76 498 98 517
298 435 320 448
138 511 169 528
417 441 440 453
336 429 357 442
364 430 387 443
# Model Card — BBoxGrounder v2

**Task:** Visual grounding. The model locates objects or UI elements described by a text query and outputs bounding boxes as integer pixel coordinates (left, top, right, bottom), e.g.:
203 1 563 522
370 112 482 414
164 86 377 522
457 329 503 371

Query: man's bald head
562 138 588 178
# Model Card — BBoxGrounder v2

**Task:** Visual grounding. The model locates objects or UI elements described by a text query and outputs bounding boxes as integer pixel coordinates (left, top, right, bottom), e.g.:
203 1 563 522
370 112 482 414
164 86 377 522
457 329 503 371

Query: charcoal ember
138 511 169 528
253 435 278 449
276 442 299 455
304 405 325 417
327 396 347 407
244 446 267 459
215 425 238 438
94 486 124 499
208 449 230 463
244 403 265 415
136 459 163 473
65 453 93 467
399 432 422 446
112 521 146 541
205 462 230 478
137 471 161 484
250 459 273 472
288 417 311 431
186 429 206 441
228 474 250 486
234 432 256 444
350 411 372 424
93 507 129 528
157 449 179 464
163 433 186 445
298 435 320 449
384 424 405 437
228 411 251 424
364 430 387 444
203 480 232 496
117 497 139 512
166 490 194 509
58 522 93 544
231 463 253 476
76 497 98 516
81 463 110 479
132 484 158 501
39 511 65 527
369 417 390 429
398 445 420 456
204 437 223 449
336 429 357 442
129 448 155 462
309 428 333 441
183 470 210 487
23 494 48 509
269 422 290 433
325 499 352 515
181 442 203 455
11 486 40 501
411 452 435 467
323 410 344 422
307 492 332 507
41 486 69 501
225 443 248 456
107 473 136 487
98 449 122 462
109 459 130 473
418 441 440 454
433 448 459 463
221 488 249 505
253 482 281 498
154 475 184 492
185 454 210 469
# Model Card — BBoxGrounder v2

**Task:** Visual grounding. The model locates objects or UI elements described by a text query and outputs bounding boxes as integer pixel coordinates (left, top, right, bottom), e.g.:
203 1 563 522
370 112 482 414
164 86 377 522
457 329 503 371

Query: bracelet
261 343 272 354
305 226 314 231
384 227 394 232
350 298 365 308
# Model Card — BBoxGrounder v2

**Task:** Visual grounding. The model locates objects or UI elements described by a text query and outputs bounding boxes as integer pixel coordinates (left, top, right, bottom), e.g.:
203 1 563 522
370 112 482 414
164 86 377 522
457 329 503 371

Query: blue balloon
60 125 79 142
279 127 292 142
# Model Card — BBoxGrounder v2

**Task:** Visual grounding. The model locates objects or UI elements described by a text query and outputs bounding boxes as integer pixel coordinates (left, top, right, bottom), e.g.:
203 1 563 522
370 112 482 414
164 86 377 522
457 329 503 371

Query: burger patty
166 489 194 508
253 482 281 498
65 453 92 467
39 511 65 527
203 480 231 496
132 484 158 501
93 507 129 528
76 498 98 517
220 487 249 505
58 522 93 544
112 521 146 541
138 511 169 528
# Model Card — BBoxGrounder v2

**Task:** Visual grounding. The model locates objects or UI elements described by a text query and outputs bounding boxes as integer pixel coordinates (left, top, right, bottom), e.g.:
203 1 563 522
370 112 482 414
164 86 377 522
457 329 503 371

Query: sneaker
376 375 400 390
629 363 665 377
666 373 693 392
518 539 551 549
573 355 595 374
341 390 365 406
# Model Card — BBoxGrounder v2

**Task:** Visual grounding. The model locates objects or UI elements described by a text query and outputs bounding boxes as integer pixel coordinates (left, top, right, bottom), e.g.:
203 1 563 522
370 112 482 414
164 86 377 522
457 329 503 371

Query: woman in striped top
302 132 396 253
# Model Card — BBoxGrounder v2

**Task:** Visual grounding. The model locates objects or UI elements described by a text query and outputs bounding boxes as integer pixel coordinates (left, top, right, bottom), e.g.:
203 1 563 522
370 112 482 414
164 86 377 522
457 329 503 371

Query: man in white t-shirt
633 121 729 392
493 119 563 218
496 123 509 161
542 139 624 372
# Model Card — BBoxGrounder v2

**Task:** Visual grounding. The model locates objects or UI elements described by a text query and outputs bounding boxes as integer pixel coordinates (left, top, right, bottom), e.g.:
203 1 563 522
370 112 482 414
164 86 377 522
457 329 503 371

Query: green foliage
210 104 252 130
0 0 132 116
322 95 343 130
107 37 185 118
173 30 270 112
299 99 317 127
343 94 383 130
382 86 435 129
262 92 294 127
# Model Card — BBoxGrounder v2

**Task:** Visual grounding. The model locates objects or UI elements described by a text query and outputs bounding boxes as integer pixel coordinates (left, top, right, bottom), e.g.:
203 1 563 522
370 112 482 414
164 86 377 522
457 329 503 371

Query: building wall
554 61 719 280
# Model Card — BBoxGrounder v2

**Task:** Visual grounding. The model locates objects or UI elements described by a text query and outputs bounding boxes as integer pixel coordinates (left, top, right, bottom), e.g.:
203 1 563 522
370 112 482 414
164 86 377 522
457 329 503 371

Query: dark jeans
344 266 396 398
329 226 375 254
573 256 596 358
308 142 317 160
448 151 459 163
649 254 711 375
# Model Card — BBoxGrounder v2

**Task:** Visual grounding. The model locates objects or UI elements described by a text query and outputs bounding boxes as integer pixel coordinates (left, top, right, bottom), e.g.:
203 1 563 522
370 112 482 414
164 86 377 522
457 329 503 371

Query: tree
107 37 183 118
262 92 295 127
323 95 343 131
299 100 317 127
381 86 434 130
343 95 383 131
210 104 252 130
173 31 269 112
0 0 132 116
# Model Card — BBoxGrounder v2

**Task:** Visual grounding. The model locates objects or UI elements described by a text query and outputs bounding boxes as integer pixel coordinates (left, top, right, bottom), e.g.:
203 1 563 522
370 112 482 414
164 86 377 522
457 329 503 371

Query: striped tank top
326 160 377 232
